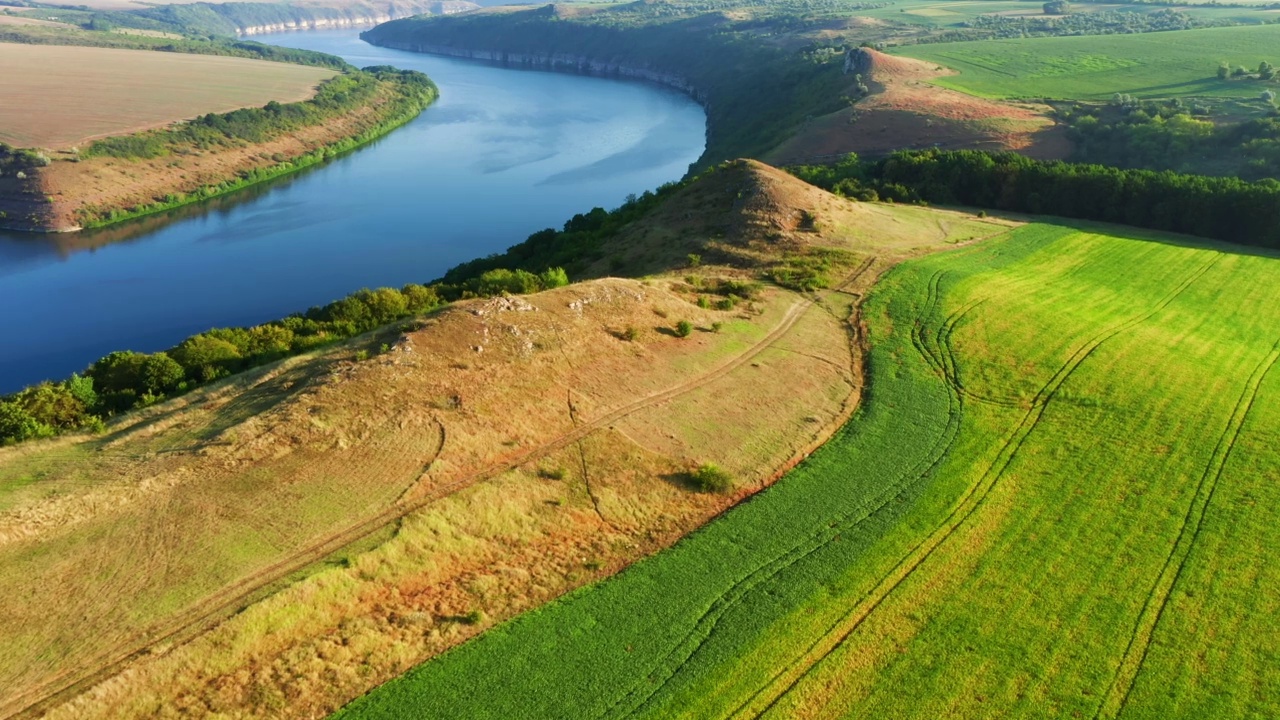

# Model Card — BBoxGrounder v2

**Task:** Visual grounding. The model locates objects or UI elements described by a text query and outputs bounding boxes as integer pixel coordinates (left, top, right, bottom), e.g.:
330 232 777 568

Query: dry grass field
1 162 1009 719
0 43 335 148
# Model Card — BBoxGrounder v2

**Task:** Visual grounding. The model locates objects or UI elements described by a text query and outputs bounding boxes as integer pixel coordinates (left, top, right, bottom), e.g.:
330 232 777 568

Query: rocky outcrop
238 2 477 36
364 40 708 103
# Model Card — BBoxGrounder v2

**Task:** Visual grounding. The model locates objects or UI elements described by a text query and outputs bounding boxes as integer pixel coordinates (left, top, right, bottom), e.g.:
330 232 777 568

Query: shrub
462 609 485 625
689 463 734 493
687 253 702 267
0 401 51 444
711 321 724 333
675 320 693 337
621 326 639 342
538 466 566 480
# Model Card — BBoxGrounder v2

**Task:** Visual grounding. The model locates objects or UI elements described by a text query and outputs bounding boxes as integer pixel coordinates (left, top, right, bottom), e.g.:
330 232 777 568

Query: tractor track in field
1096 335 1280 720
598 265 969 720
3 293 818 720
741 253 1222 718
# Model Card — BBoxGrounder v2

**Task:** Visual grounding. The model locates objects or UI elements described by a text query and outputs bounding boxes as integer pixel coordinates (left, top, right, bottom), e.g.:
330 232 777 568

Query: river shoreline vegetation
73 66 437 227
0 264 570 444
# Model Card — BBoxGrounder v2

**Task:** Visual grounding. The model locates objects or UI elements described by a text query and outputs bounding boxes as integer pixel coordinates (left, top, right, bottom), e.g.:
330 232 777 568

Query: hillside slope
332 219 1280 719
766 48 1069 165
7 163 1006 719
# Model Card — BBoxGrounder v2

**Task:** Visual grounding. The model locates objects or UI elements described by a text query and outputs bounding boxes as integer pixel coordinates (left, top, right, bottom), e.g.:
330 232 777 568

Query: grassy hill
332 219 1280 718
9 161 1005 719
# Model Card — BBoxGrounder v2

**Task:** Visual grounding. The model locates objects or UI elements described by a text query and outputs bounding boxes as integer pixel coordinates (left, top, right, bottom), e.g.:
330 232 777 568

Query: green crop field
893 24 1280 100
857 0 1277 28
334 222 1280 719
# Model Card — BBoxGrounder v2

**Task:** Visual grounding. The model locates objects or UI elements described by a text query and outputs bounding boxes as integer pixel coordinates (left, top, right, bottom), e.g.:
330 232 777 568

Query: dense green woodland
792 150 1280 247
1063 101 1280 180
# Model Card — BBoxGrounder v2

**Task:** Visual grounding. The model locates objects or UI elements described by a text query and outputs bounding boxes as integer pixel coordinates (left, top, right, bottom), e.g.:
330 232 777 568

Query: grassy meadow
0 43 335 148
894 24 1280 100
858 0 1280 28
336 223 1280 719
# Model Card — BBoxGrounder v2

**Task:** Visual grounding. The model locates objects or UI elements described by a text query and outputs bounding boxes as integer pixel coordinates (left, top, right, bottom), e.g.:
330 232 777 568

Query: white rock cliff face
238 2 477 36
366 42 707 103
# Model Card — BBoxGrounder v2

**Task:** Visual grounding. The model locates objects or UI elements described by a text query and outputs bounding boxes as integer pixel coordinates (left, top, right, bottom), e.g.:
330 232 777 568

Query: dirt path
7 293 822 720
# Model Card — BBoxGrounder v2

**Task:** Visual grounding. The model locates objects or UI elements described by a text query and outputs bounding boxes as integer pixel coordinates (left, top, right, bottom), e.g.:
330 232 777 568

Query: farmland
336 222 1280 718
894 24 1280 100
0 43 336 148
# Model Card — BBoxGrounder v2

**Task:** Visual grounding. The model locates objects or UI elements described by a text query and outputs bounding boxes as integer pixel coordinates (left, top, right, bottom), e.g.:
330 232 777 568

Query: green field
858 0 1278 28
335 222 1280 718
894 24 1280 99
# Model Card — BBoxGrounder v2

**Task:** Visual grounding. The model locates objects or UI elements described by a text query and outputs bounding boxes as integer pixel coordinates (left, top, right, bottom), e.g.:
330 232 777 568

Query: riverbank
0 70 436 233
360 7 849 167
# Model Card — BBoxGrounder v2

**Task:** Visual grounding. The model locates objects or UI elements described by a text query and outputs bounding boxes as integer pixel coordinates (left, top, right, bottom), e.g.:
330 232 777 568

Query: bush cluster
689 463 734 493
0 266 570 446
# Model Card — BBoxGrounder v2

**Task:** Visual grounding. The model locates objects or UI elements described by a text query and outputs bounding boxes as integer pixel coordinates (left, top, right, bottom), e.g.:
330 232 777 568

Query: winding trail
4 292 817 720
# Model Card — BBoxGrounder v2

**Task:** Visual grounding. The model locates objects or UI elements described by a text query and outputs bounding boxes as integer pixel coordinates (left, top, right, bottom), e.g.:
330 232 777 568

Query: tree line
0 175 703 445
0 267 571 445
86 66 435 159
791 149 1280 248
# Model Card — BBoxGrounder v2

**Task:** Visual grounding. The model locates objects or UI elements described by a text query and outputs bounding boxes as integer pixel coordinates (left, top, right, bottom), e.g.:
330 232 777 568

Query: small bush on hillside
621 326 639 342
687 253 702 267
690 463 734 493
697 296 711 309
675 320 693 337
537 466 566 480
462 609 485 625
711 321 724 333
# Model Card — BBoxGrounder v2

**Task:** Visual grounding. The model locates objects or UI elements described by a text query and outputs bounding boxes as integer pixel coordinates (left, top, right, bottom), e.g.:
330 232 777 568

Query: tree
140 354 185 395
12 383 87 430
1218 62 1231 80
1261 61 1276 81
1043 0 1069 14
1264 90 1278 105
0 401 48 444
169 336 241 382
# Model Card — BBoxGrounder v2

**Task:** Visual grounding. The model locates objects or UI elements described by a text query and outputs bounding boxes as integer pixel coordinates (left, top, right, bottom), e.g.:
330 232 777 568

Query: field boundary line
601 263 969 720
1095 336 1280 719
739 253 1221 718
3 293 819 720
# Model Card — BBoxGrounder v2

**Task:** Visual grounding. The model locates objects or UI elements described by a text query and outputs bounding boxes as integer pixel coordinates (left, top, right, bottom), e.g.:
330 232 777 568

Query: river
0 29 706 394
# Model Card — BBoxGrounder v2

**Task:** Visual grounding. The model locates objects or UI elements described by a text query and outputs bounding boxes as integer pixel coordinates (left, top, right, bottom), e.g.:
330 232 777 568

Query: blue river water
0 29 706 393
